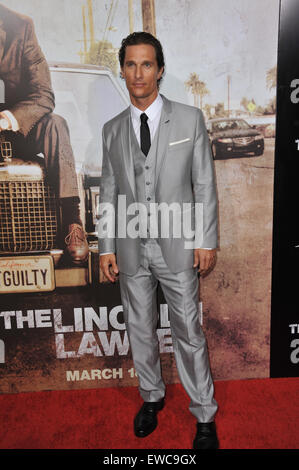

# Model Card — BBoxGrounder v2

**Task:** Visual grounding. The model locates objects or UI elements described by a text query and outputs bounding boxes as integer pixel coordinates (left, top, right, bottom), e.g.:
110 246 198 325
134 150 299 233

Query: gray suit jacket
98 94 218 275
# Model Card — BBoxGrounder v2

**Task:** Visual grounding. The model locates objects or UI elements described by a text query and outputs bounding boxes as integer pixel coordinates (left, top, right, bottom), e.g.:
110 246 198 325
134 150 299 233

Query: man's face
121 43 163 104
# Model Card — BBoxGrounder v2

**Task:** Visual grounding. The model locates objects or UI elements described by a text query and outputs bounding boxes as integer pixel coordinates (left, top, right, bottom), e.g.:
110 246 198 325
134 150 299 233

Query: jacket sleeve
98 125 117 255
8 18 55 136
192 108 218 249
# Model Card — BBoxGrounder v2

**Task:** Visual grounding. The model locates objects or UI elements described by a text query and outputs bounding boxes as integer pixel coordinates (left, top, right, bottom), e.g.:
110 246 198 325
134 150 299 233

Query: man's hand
193 248 217 275
0 112 11 131
99 253 119 283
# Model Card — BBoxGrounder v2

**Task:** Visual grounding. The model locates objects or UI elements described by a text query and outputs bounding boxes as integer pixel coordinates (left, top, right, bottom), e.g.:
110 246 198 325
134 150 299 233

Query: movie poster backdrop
0 0 280 393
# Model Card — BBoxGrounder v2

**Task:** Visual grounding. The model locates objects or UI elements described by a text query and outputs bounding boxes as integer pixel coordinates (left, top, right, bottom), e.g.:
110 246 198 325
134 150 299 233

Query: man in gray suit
0 4 88 264
99 32 219 449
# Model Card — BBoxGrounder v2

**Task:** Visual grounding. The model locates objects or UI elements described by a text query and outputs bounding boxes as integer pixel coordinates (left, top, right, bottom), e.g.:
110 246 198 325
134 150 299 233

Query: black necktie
140 113 151 156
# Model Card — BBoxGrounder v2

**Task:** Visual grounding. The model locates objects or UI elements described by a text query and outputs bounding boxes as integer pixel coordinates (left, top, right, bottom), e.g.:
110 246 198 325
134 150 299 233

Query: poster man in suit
99 32 219 449
0 4 88 264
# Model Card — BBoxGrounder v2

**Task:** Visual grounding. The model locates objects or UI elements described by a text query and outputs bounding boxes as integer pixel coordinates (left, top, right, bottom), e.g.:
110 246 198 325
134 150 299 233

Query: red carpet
0 377 298 449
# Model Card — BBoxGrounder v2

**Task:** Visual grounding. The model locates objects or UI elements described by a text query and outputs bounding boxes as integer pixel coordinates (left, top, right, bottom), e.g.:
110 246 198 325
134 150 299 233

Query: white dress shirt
130 93 163 145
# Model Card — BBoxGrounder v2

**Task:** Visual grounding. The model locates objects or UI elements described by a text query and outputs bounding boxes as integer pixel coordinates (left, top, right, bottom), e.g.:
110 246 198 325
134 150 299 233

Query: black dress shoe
134 398 164 437
193 422 219 449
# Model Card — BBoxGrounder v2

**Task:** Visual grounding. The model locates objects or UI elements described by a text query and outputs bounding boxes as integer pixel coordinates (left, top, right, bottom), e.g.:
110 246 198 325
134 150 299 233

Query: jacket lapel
121 108 137 200
155 94 173 189
120 95 173 198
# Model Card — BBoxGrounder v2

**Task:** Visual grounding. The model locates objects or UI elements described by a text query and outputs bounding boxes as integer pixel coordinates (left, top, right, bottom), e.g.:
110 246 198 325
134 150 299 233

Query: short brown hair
119 31 165 85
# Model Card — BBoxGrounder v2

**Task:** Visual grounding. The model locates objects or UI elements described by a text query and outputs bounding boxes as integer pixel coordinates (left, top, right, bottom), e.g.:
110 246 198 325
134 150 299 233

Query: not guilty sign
0 256 55 293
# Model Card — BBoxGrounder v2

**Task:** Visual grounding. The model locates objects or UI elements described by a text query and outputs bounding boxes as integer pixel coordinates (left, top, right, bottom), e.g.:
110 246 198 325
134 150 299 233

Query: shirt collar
130 93 163 123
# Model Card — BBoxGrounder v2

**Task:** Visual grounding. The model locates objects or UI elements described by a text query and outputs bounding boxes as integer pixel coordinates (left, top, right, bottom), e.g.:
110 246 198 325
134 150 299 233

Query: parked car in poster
206 117 264 159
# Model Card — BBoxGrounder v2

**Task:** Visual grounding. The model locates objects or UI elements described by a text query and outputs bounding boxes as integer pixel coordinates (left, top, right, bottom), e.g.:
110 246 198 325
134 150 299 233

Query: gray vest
130 117 160 240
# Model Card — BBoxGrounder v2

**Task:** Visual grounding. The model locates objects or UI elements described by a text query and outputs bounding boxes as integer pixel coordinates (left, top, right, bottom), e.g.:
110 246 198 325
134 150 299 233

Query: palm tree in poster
185 72 210 108
266 66 277 90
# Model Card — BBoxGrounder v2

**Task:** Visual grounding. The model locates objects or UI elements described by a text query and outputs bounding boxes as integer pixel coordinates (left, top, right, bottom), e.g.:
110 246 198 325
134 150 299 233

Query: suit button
145 165 149 169
147 197 151 201
146 181 150 185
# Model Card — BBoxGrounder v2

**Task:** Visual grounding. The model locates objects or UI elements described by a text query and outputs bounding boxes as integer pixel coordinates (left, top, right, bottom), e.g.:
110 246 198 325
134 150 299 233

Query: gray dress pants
119 238 218 423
